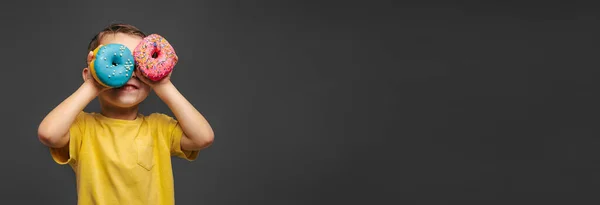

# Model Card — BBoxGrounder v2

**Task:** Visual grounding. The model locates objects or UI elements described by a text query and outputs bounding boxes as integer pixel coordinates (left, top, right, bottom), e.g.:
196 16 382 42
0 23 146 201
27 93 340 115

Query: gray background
1 0 598 204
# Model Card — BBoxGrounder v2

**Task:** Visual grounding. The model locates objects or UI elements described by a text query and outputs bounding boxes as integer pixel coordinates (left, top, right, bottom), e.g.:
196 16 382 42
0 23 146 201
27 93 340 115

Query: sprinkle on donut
133 34 178 81
90 44 135 87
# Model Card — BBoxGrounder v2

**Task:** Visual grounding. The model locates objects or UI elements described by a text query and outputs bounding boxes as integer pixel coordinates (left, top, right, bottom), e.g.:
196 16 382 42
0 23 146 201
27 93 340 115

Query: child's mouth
119 85 138 91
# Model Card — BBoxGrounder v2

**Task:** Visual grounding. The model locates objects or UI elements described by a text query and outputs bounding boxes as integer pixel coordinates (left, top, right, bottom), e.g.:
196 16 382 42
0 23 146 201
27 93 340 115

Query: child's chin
112 96 142 107
100 93 144 108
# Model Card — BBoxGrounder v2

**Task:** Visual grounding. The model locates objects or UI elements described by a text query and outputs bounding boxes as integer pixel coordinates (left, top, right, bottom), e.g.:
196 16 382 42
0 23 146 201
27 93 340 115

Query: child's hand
84 51 111 94
134 69 172 89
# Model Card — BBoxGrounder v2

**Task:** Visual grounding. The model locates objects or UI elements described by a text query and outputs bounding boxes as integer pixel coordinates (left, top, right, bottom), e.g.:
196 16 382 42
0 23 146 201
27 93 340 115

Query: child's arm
38 81 99 148
153 80 215 151
138 68 215 151
38 51 105 148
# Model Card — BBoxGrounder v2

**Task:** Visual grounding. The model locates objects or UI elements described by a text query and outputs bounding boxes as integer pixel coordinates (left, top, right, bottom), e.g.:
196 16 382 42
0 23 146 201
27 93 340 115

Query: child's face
96 33 151 108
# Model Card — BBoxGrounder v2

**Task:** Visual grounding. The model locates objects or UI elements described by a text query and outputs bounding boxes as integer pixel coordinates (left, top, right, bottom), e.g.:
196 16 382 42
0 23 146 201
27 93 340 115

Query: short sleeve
151 113 199 161
49 111 86 166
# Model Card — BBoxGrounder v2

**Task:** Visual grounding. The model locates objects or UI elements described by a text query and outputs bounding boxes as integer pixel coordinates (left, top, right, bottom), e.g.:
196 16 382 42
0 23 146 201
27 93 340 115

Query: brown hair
87 23 147 52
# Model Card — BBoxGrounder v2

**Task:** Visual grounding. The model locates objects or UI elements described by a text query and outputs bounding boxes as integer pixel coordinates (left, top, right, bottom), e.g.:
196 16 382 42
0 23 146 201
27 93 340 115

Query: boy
37 23 214 205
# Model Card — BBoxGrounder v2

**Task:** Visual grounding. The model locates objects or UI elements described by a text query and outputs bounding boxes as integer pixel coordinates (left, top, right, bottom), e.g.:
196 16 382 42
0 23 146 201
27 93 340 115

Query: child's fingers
134 69 151 86
134 69 143 81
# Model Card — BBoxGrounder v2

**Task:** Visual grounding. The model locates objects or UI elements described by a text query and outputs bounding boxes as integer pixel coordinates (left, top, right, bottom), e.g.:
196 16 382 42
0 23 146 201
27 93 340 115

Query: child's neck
100 105 139 121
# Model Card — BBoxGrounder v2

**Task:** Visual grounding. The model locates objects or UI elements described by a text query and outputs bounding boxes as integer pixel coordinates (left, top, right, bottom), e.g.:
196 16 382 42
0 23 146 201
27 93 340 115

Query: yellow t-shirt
49 111 199 205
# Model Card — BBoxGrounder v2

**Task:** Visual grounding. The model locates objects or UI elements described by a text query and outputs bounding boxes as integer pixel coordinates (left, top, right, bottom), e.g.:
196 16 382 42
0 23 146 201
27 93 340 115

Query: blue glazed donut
89 44 135 88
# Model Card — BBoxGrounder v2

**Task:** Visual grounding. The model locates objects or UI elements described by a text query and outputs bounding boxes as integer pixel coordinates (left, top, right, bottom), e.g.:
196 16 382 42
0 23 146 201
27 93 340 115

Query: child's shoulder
75 112 176 123
143 112 179 125
144 112 175 121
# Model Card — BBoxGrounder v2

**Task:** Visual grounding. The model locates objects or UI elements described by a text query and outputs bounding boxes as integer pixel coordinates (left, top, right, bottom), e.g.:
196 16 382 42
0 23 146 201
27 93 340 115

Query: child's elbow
38 133 53 147
37 127 67 148
194 131 214 150
199 131 215 147
205 133 215 146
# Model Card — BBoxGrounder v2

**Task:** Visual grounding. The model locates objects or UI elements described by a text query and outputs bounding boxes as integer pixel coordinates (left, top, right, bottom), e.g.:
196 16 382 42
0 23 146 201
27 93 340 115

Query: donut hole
151 51 159 58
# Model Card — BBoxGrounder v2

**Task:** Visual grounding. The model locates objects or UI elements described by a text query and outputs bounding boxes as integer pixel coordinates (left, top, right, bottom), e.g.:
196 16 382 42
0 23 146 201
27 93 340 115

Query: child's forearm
154 81 214 150
38 81 99 148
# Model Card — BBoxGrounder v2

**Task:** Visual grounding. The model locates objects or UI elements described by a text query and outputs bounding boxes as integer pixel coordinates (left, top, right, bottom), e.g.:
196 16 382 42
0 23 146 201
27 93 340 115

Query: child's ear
83 51 95 81
82 67 90 81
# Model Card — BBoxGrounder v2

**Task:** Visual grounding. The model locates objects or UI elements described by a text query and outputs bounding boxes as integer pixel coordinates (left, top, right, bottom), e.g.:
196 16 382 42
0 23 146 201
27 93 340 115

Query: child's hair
87 23 147 52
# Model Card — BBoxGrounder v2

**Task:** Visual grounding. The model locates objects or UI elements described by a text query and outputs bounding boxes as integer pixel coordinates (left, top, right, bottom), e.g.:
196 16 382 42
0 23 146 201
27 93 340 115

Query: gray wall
0 0 596 204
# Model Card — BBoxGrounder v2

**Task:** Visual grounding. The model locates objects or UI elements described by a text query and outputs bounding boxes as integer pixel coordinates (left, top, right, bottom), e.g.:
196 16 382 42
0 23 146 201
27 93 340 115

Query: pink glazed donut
133 34 178 81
